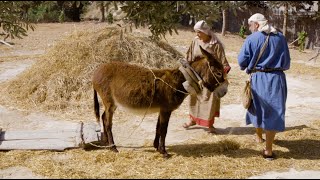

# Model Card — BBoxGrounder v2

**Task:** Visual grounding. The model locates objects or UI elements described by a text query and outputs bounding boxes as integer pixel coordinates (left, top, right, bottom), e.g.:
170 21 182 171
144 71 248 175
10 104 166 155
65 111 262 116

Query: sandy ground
0 22 320 179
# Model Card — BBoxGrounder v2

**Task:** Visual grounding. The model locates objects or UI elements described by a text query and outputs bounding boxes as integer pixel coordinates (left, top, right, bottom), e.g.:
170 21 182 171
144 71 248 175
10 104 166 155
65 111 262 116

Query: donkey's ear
199 45 216 64
199 45 223 69
199 45 212 60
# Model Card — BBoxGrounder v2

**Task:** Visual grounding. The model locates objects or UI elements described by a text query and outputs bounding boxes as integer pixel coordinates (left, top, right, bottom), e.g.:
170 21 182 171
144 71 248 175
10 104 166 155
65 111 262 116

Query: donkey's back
93 62 155 112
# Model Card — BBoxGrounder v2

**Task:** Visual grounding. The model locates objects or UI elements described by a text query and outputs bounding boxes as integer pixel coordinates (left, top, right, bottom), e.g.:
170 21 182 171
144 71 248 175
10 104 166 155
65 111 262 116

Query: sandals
208 126 216 134
262 150 276 161
183 121 196 128
182 121 216 134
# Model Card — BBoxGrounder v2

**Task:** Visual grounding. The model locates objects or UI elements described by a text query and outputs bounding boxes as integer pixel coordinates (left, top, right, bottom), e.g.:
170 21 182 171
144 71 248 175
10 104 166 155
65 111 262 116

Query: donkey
92 46 226 158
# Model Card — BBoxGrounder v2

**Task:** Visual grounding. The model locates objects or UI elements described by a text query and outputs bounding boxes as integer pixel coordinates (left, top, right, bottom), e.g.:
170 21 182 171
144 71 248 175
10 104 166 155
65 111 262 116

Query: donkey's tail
93 89 100 123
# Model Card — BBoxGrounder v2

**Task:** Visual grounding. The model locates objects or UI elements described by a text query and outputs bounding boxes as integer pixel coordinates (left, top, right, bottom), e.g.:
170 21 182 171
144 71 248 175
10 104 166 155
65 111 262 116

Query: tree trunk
282 3 288 37
100 4 105 22
221 9 226 36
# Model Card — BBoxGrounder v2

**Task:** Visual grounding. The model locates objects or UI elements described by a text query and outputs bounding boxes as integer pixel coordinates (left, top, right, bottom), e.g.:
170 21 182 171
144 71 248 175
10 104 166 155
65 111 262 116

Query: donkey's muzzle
213 80 229 98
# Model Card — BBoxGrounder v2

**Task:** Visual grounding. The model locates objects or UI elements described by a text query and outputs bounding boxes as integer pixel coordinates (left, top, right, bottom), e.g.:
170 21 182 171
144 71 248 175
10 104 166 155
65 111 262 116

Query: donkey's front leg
153 114 160 150
158 110 172 158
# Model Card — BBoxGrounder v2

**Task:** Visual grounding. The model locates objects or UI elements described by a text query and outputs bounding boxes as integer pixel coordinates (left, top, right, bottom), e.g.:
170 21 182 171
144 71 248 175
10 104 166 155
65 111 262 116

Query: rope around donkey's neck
148 68 189 95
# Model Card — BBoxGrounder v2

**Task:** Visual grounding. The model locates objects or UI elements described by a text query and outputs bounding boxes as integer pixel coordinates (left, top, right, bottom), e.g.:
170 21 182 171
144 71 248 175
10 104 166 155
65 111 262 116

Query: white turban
248 13 277 34
194 20 221 45
194 20 211 35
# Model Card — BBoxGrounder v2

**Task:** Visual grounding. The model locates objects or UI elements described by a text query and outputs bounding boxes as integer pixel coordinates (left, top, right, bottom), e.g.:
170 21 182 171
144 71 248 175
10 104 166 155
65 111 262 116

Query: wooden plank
0 129 78 141
0 122 102 151
81 122 101 144
78 122 102 149
75 121 83 147
0 139 77 151
0 40 13 47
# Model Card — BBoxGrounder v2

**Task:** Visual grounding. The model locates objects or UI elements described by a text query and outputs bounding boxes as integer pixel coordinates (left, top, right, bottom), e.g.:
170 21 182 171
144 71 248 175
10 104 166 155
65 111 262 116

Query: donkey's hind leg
100 111 109 146
102 103 118 152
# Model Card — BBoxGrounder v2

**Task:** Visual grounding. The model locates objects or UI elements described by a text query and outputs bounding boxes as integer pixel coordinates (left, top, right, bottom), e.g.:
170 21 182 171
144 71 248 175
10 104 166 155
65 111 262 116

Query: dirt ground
0 22 320 178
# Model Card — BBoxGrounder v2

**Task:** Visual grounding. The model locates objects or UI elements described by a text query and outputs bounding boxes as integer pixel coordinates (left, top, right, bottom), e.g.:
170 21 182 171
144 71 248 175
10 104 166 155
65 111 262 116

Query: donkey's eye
215 72 222 77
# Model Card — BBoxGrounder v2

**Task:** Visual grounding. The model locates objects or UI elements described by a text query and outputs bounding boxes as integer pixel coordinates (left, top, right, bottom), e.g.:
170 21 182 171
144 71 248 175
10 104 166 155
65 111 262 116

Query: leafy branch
0 1 35 41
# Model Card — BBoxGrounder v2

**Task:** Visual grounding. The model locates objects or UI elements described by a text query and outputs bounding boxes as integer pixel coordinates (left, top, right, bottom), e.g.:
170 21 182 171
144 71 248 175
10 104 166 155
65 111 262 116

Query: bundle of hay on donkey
0 25 185 151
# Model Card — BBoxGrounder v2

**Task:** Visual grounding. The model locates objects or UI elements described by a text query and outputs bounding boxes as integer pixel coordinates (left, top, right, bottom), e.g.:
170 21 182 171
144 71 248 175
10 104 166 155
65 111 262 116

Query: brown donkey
92 46 226 158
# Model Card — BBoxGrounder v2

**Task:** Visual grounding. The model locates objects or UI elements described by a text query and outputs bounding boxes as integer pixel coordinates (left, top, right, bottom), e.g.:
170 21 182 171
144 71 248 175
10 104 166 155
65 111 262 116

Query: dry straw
0 26 184 120
0 124 319 179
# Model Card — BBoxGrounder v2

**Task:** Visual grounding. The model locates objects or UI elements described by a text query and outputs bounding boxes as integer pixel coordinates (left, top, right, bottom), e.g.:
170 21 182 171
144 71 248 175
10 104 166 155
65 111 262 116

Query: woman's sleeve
186 40 195 62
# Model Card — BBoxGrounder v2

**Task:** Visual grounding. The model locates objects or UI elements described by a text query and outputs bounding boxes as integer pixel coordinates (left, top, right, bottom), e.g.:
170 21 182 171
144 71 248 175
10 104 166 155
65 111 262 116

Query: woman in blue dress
238 13 291 160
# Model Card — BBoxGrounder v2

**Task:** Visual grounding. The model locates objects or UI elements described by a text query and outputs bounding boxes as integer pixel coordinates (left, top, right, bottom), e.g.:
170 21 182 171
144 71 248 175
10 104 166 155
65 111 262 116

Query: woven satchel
242 79 252 109
242 34 270 109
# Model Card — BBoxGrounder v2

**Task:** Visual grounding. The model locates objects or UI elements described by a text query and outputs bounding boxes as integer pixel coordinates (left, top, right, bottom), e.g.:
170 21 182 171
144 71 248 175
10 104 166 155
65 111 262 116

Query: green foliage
268 1 314 10
239 25 246 39
312 11 320 20
27 1 61 23
121 1 220 41
243 1 269 9
0 1 35 40
298 30 308 52
214 1 246 15
95 1 118 10
107 13 113 24
59 10 65 23
27 1 90 23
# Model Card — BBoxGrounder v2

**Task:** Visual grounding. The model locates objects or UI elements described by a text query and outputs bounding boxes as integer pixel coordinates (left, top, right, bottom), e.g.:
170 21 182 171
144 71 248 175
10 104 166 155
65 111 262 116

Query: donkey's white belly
115 101 160 115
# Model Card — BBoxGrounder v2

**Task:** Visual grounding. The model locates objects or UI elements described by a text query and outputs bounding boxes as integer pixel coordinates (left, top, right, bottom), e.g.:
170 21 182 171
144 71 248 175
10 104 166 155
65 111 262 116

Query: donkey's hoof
153 141 159 149
162 153 171 159
110 145 119 153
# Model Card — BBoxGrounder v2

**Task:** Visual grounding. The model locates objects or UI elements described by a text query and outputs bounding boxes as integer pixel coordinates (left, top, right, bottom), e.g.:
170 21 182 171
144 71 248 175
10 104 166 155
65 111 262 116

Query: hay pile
1 26 184 117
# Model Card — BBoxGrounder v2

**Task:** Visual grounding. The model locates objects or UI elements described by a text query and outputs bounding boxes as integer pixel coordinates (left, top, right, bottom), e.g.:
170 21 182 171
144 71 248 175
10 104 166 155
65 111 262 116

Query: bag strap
249 33 270 79
253 33 270 70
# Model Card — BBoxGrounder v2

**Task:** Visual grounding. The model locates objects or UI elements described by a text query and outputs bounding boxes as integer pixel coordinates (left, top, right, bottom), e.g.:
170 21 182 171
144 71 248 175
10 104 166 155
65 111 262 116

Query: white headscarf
248 13 277 34
194 20 222 45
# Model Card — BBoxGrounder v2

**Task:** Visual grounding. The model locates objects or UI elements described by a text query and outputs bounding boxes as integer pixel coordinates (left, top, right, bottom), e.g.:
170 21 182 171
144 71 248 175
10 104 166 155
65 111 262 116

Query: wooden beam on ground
0 40 13 47
288 37 299 47
308 47 320 62
0 121 101 151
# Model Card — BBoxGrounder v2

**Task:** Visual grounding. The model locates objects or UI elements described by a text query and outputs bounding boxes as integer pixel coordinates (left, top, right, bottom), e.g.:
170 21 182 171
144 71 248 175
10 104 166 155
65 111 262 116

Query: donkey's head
192 46 228 95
